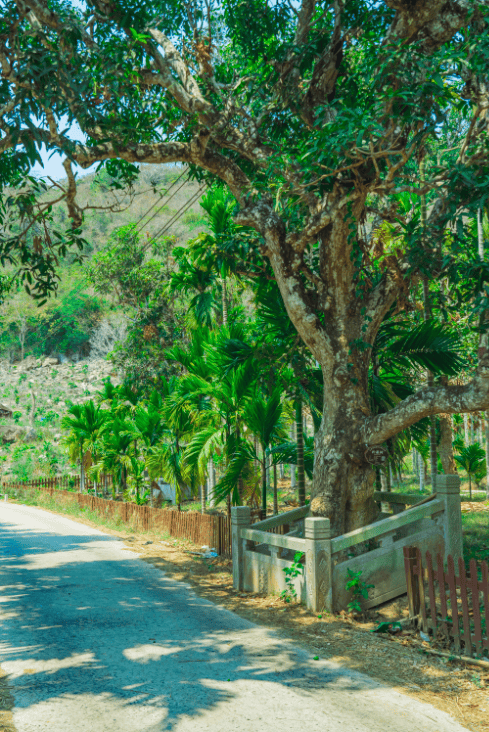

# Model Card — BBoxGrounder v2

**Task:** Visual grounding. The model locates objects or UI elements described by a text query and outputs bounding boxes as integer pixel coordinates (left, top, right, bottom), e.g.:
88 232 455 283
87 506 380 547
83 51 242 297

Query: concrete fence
232 474 463 613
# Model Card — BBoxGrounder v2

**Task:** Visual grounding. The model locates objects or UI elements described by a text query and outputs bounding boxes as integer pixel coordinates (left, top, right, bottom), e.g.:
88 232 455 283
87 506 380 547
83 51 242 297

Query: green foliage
87 224 181 390
3 1 489 533
280 552 304 604
9 444 36 482
345 569 375 615
36 286 102 357
38 440 59 475
0 172 87 303
454 443 487 498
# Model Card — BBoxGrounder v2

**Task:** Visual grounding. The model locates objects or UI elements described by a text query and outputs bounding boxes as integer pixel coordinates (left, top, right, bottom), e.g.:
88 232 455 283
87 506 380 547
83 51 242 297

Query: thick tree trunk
265 201 489 536
310 373 379 537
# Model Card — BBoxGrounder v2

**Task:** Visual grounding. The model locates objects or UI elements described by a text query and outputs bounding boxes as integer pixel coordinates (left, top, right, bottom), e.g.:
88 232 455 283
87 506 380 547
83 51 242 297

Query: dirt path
3 497 487 731
0 502 472 732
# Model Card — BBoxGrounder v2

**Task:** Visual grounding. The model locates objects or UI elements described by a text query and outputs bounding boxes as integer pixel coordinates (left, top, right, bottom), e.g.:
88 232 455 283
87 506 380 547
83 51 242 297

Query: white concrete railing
232 474 463 613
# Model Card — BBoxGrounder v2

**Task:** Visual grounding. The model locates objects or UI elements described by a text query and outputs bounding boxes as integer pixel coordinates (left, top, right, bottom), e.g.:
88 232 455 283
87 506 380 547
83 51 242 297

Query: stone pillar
231 506 251 591
305 516 332 614
436 474 463 567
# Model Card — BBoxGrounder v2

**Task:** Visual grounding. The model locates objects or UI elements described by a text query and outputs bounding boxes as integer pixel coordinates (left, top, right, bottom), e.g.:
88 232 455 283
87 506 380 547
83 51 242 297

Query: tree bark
80 449 85 493
380 466 391 513
438 376 457 475
485 413 489 499
200 482 206 514
207 459 216 507
478 208 484 259
439 414 457 474
290 420 296 488
261 451 267 515
222 278 228 326
295 395 306 506
310 357 380 536
273 462 278 515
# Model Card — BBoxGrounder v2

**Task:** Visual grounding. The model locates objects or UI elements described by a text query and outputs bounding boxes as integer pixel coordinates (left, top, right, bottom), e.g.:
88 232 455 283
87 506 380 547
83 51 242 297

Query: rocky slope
0 356 121 480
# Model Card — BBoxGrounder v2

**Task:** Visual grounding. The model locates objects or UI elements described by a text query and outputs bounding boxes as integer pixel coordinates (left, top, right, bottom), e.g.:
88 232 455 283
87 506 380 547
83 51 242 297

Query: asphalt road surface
0 502 470 732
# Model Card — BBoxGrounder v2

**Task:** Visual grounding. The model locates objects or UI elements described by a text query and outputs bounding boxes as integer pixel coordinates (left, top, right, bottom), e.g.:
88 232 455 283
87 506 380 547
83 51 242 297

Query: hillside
64 163 207 255
0 355 120 481
0 164 206 363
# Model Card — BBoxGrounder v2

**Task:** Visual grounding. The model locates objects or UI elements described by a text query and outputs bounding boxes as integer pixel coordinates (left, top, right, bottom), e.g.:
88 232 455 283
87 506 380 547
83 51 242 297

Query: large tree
3 0 489 534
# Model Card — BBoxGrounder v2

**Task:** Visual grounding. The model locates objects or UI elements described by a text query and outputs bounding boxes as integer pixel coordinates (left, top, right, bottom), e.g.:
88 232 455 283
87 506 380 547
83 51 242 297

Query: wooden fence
6 476 81 491
1 475 114 493
1 479 274 558
404 546 489 659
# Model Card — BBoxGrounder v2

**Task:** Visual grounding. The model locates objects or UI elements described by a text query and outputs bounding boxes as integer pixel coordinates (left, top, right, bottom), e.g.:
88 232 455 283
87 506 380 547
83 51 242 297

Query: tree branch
301 0 344 125
366 368 489 445
385 0 472 52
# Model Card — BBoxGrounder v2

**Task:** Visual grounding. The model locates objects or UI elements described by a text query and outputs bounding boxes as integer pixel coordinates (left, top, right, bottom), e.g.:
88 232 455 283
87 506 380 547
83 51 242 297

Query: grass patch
462 510 489 569
4 487 132 534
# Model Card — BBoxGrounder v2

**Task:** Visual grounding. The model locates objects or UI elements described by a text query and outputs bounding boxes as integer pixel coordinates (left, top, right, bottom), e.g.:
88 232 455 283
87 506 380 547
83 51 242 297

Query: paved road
0 503 469 732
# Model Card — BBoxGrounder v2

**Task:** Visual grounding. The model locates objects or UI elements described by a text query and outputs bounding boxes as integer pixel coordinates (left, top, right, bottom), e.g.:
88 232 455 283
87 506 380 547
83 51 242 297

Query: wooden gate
404 546 489 659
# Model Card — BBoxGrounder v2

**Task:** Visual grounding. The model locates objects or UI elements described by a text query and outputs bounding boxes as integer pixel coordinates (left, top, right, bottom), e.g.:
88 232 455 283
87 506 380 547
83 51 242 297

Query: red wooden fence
404 546 489 659
2 479 285 558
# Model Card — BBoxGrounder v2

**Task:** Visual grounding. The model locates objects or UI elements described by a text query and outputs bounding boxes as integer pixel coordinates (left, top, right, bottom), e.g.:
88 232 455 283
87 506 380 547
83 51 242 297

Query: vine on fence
280 552 304 603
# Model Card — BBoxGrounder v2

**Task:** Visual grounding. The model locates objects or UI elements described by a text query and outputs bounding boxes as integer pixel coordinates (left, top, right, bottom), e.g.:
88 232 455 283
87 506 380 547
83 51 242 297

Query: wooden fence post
436 473 463 568
231 506 251 591
404 546 420 619
305 516 332 614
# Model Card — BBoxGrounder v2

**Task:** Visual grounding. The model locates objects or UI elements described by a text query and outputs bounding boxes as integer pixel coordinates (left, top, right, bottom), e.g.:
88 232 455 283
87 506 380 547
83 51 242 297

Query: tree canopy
3 0 489 533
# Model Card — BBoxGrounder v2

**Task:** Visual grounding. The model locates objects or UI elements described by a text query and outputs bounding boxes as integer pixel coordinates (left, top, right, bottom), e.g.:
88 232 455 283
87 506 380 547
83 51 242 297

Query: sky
30 116 98 182
31 145 98 182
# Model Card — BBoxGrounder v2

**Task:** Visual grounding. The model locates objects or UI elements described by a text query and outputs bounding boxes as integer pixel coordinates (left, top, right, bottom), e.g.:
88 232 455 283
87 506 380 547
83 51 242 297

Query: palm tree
253 284 322 502
93 416 135 498
370 316 468 484
142 375 200 509
61 401 108 494
165 325 261 513
241 388 287 514
121 396 165 505
195 187 238 326
169 187 244 328
454 444 486 500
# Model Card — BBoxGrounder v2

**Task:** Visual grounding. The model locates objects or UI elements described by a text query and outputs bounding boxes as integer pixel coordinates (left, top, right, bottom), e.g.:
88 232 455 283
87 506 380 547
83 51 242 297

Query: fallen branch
417 645 489 669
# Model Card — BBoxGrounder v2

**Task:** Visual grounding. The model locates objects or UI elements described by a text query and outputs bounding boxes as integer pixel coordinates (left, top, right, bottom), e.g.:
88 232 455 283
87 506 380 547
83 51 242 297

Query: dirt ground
1 498 488 732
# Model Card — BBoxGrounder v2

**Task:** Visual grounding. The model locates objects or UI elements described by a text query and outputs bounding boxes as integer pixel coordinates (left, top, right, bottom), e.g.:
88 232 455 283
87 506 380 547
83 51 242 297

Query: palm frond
212 441 256 506
378 320 467 376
